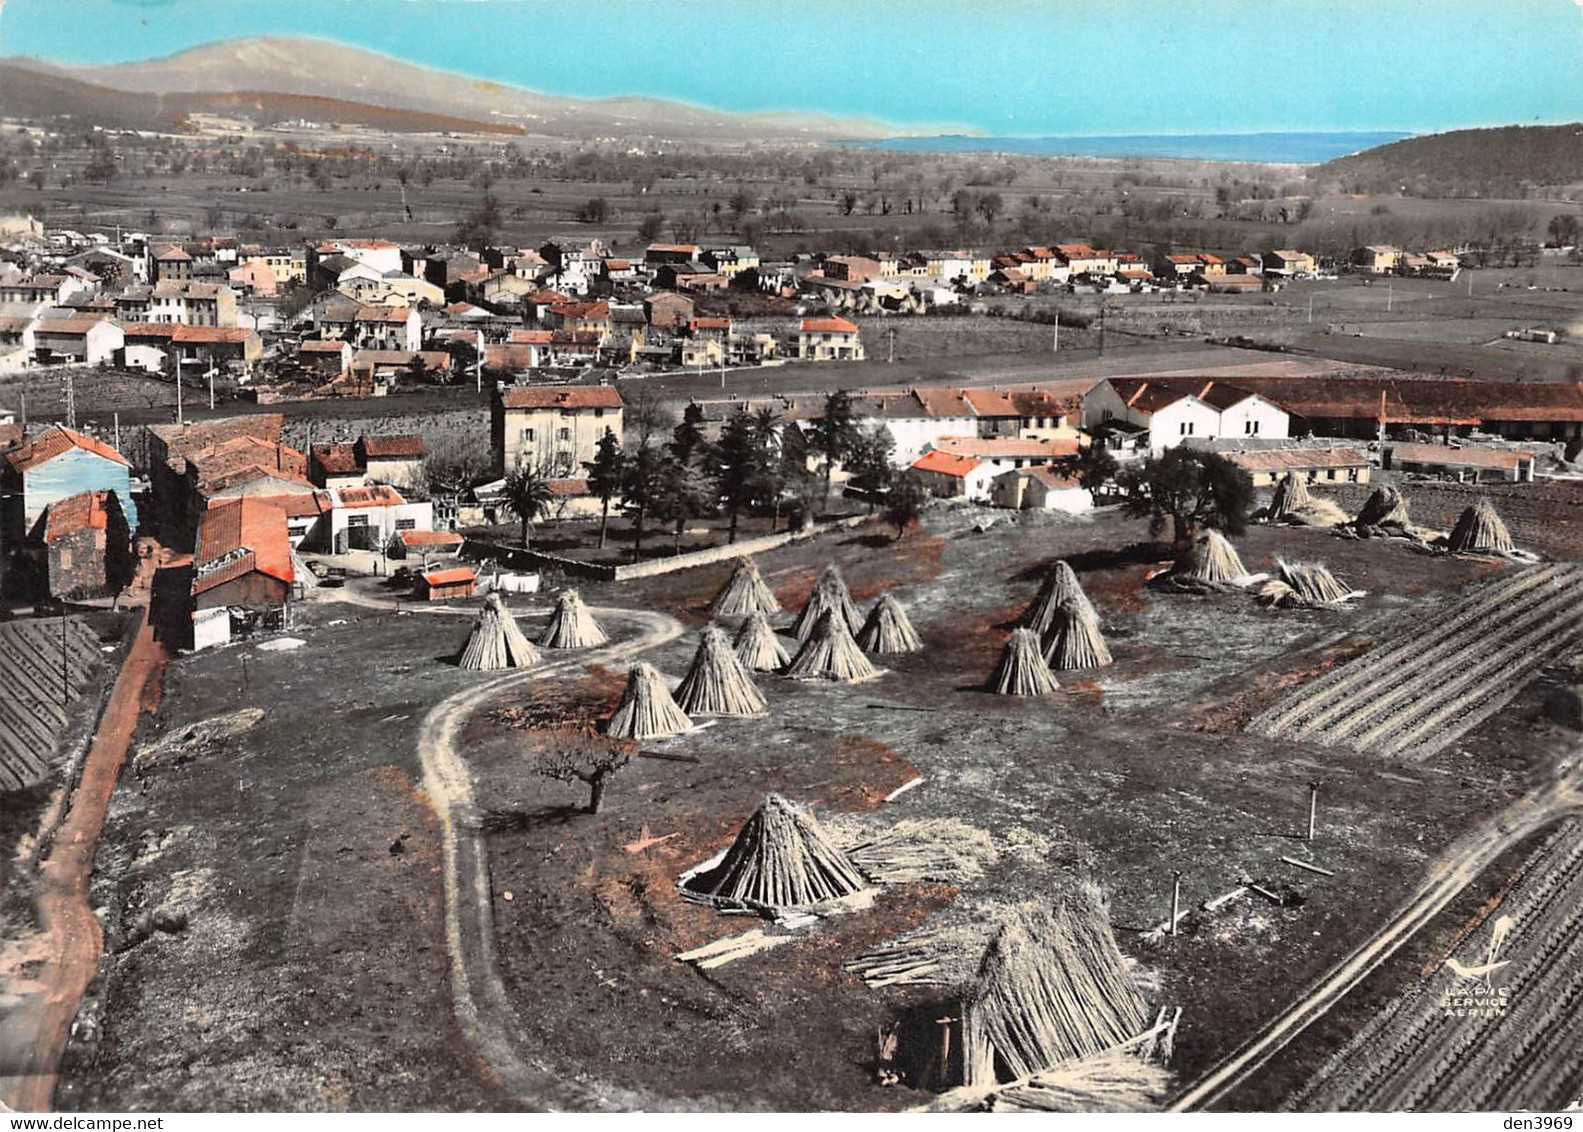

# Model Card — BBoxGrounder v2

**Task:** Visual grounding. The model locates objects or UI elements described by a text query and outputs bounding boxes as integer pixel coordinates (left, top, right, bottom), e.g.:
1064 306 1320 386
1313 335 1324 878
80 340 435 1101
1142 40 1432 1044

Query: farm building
295 339 352 377
1083 378 1290 454
2 427 136 594
797 317 865 362
491 384 624 478
190 497 296 651
929 435 1081 473
961 389 1081 440
1221 446 1373 487
909 450 996 501
388 529 464 560
31 315 123 365
309 443 366 491
119 324 262 375
990 465 1093 512
309 434 427 491
30 490 135 601
1386 442 1536 483
417 566 476 602
148 414 286 531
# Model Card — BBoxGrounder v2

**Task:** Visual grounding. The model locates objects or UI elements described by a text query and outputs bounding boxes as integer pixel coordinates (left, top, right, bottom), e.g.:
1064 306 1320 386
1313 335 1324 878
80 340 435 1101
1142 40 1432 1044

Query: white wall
1148 398 1220 454
1217 396 1290 442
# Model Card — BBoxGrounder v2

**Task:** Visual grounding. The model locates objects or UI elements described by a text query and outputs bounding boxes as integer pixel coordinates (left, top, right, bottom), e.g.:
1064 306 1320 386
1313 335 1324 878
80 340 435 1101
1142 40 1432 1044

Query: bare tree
535 729 634 814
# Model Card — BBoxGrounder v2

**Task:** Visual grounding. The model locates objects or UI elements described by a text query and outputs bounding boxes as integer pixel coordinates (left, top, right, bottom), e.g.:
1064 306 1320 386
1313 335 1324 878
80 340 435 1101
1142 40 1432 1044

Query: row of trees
499 391 926 559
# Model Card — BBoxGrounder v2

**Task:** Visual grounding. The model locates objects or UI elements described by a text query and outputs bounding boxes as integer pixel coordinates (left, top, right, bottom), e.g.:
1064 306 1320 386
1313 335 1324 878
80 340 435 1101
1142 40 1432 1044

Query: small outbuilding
416 566 476 602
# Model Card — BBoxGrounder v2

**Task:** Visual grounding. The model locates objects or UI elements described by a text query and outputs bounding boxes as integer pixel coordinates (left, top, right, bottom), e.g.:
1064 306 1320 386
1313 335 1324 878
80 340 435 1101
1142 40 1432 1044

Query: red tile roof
7 425 130 473
43 491 113 543
193 497 293 595
911 450 983 478
354 305 414 324
801 316 859 334
507 329 554 345
333 485 407 509
359 434 426 459
312 443 361 476
421 567 475 587
932 436 1080 460
1390 442 1532 471
398 529 464 548
499 386 623 411
1224 447 1370 473
548 477 590 496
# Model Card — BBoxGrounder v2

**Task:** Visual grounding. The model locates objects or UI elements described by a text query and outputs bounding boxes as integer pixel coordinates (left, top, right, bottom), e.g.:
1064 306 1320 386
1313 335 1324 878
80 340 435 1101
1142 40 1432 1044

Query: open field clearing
1249 564 1583 761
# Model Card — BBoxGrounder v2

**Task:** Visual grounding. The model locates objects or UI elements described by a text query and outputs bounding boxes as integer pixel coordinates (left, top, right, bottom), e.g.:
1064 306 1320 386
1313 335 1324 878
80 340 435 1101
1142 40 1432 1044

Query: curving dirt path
1170 761 1583 1112
326 587 688 1108
0 614 167 1112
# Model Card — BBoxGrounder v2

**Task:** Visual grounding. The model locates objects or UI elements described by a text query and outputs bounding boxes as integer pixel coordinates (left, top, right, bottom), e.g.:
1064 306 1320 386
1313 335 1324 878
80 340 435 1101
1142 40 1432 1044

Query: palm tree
503 466 554 550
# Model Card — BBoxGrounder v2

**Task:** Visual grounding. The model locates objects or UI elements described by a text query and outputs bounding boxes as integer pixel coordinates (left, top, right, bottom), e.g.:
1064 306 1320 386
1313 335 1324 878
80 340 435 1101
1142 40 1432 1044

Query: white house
990 465 1093 513
1083 378 1290 454
909 449 998 502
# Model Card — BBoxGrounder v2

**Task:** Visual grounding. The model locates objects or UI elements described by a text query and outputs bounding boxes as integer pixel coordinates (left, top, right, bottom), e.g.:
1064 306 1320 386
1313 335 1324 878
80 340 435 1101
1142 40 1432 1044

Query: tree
883 478 927 541
502 465 554 549
576 196 611 224
1073 444 1120 496
621 441 663 561
455 193 501 250
653 454 717 555
536 728 633 814
637 212 666 243
1548 213 1580 248
1116 448 1254 547
748 407 788 531
808 390 859 503
975 191 1005 224
581 428 625 549
846 425 896 513
714 409 759 543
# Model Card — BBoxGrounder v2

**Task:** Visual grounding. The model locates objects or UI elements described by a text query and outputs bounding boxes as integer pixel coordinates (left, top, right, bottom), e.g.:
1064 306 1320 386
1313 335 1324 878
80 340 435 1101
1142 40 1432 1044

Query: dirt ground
53 500 1575 1111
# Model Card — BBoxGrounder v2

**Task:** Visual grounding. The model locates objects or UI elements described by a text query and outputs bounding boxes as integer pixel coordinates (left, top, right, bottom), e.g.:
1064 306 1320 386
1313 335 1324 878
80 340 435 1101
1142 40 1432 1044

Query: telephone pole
64 367 75 430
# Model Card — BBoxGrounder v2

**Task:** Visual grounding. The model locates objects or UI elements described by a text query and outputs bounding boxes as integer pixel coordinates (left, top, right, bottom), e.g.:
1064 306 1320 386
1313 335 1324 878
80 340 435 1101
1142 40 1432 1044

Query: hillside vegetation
1315 123 1583 199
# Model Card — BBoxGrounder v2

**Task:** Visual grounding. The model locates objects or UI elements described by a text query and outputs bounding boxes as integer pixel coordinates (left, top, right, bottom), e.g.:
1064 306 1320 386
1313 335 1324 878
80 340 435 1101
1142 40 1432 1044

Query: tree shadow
1008 541 1168 584
479 803 586 833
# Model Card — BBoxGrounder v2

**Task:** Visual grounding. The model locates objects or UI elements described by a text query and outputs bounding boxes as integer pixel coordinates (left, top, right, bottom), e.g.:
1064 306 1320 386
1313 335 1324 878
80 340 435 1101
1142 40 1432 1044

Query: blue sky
1 0 1581 135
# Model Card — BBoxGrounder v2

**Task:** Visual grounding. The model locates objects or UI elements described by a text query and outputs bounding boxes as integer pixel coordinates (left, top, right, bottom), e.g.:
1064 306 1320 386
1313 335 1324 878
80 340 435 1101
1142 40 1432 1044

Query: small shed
389 529 465 560
416 566 476 602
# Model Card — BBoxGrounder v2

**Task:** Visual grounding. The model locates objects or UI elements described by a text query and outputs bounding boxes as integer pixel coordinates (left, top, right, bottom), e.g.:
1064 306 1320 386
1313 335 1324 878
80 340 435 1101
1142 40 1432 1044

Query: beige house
491 385 624 477
1223 446 1373 488
797 316 865 361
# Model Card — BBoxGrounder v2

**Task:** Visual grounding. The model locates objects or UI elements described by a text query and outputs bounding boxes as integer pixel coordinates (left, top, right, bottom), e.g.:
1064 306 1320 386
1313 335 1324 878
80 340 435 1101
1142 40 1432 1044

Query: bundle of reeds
1173 528 1250 585
844 818 999 885
959 899 1149 1086
1276 558 1353 604
785 611 880 683
1021 560 1096 634
733 610 791 672
790 562 863 640
1042 599 1113 670
926 1050 1172 1113
1267 472 1312 521
674 625 768 717
989 628 1060 695
457 592 540 670
1354 484 1411 529
856 592 924 654
709 556 781 619
538 588 608 648
1447 499 1513 555
604 661 693 740
683 793 869 911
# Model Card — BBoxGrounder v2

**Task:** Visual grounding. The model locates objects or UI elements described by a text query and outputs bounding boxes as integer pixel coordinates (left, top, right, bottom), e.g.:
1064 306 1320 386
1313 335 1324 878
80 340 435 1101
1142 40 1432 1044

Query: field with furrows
1292 819 1583 1111
1247 563 1583 760
0 617 106 792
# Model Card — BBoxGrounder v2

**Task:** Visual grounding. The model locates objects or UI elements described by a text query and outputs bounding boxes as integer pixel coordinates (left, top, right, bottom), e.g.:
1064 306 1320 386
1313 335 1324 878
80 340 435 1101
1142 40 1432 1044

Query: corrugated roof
1390 442 1532 471
1224 447 1371 473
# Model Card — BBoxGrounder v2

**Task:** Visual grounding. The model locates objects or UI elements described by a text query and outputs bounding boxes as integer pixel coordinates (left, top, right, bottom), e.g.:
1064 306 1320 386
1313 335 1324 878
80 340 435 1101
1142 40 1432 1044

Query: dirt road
323 586 687 1108
1170 760 1583 1111
0 614 167 1112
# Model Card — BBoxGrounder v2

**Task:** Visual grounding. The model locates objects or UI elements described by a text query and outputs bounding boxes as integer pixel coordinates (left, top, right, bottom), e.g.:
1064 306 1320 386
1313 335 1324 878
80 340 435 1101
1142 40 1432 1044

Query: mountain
0 62 527 135
1315 123 1583 198
2 37 895 141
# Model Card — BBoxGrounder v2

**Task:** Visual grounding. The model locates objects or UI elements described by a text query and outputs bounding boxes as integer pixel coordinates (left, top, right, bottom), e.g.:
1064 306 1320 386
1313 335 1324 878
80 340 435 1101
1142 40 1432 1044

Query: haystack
674 625 768 717
790 562 863 640
1446 499 1513 555
989 629 1060 696
1021 560 1096 634
709 556 781 619
538 588 607 648
857 592 924 655
683 793 869 911
927 1050 1173 1113
959 900 1150 1086
785 611 880 683
605 662 693 740
1043 599 1113 670
457 592 540 670
1276 558 1353 605
1267 472 1312 521
1173 528 1250 585
1354 484 1411 529
733 610 790 672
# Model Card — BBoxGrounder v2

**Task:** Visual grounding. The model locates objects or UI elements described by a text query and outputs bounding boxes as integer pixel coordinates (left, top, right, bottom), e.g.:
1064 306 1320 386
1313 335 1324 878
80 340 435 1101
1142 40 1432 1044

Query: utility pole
64 367 75 430
175 362 183 425
1170 870 1183 937
1387 281 1393 313
1307 293 1314 325
61 611 70 703
887 326 896 365
1053 311 1060 353
208 366 216 412
113 411 120 452
1307 780 1322 841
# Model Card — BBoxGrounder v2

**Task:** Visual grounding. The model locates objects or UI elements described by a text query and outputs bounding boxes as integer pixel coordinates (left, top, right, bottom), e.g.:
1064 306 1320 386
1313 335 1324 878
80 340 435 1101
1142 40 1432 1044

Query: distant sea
840 132 1412 165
